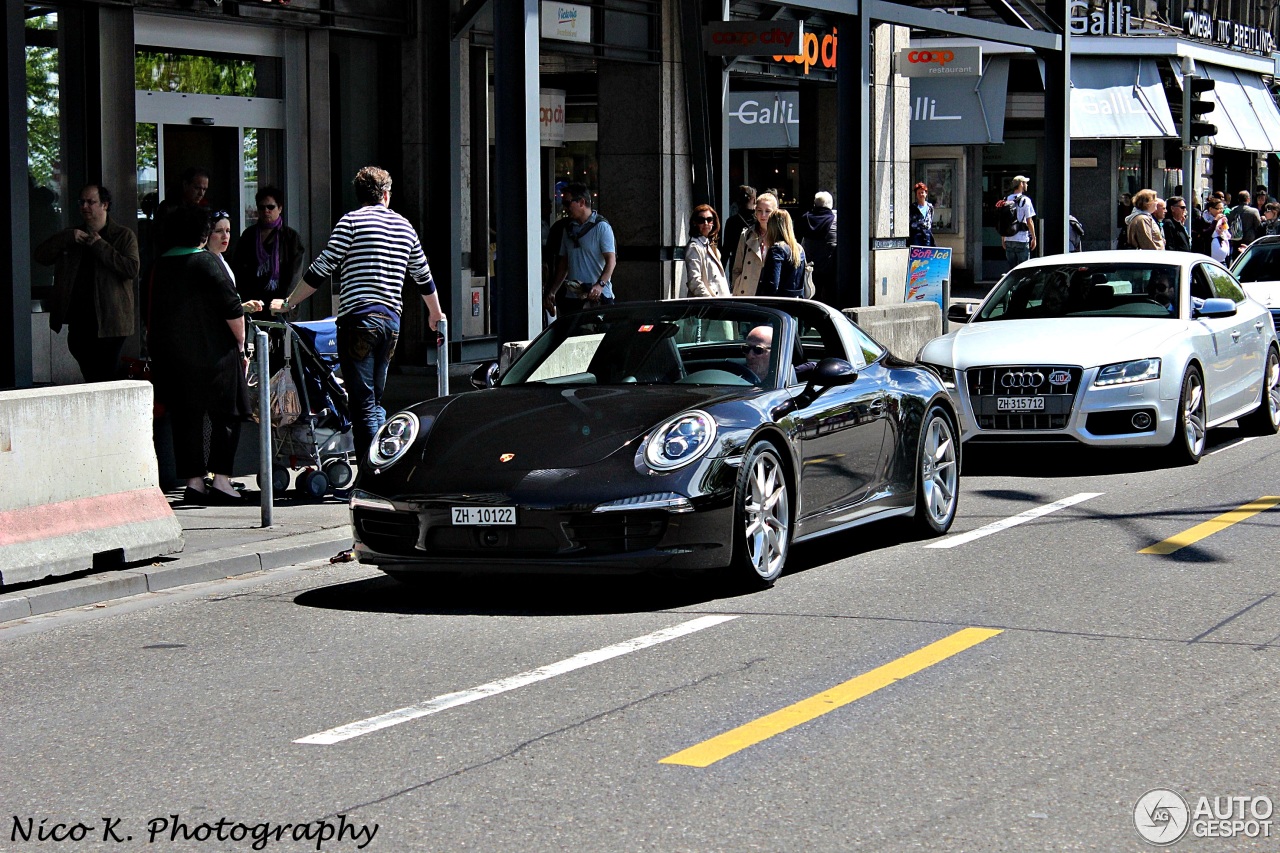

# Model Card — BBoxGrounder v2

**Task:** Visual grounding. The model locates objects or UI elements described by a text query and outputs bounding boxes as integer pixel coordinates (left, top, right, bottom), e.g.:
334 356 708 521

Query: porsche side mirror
470 361 500 389
947 303 976 324
772 358 858 419
1195 297 1238 319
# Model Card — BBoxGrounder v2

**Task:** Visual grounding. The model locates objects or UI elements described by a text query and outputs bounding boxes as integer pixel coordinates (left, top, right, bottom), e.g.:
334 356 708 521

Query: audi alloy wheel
1168 365 1206 464
1240 346 1280 436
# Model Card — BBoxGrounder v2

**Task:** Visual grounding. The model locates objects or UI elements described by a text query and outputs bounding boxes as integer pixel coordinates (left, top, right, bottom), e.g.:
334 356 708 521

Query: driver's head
1150 271 1174 302
743 325 773 379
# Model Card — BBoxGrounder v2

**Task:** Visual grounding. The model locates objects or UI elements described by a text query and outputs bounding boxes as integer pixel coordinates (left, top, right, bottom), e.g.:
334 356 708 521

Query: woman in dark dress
150 206 250 504
230 185 304 322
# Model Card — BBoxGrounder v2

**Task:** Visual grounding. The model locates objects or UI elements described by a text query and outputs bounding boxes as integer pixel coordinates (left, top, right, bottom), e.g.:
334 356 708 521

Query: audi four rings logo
907 50 956 65
1002 371 1045 388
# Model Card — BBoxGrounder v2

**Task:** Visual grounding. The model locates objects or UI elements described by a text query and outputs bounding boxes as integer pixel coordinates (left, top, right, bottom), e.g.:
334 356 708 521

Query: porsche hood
413 384 741 473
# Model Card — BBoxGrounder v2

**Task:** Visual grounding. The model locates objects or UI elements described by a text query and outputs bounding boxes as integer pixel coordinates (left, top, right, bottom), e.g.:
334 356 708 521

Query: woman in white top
1210 212 1232 263
730 192 778 296
684 204 730 297
206 210 264 314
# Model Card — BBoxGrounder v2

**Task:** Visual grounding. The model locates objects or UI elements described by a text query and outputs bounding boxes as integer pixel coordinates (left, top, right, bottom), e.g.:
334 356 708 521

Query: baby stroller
251 318 356 498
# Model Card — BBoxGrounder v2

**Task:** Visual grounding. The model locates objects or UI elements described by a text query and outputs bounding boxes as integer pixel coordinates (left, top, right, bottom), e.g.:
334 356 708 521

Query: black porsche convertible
349 298 960 587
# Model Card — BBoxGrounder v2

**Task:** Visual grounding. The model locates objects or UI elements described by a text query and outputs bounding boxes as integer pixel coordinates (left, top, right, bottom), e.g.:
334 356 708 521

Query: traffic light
1188 77 1218 140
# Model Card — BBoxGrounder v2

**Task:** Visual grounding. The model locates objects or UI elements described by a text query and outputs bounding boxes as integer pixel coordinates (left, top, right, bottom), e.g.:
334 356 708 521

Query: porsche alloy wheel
1169 365 1207 464
734 443 791 585
916 407 959 535
1240 346 1280 436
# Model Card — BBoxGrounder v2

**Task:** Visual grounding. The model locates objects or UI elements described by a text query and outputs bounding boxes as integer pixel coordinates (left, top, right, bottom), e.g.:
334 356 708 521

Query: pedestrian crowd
1114 184 1277 261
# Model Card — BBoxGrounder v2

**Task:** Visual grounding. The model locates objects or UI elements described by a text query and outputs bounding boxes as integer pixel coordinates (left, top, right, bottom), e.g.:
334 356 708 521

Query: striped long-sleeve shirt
303 204 435 321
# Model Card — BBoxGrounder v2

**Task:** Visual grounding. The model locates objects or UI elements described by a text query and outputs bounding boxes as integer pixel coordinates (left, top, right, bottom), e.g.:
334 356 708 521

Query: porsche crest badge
499 453 515 463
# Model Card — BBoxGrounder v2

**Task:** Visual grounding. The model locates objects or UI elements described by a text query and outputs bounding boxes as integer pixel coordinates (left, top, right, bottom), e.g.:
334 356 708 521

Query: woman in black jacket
150 206 251 504
757 210 807 299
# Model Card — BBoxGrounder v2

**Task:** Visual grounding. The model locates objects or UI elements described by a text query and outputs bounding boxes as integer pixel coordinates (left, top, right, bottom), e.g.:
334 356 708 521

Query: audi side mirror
1195 297 1237 319
947 303 976 324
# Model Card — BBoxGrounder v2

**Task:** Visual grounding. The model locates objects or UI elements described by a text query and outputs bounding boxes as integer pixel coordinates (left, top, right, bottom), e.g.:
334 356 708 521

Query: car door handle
1257 321 1266 331
869 398 886 414
1231 330 1241 341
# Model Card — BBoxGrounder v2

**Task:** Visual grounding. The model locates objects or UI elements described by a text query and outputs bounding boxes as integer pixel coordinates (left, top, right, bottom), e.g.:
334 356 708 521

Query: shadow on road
961 425 1250 478
293 520 911 617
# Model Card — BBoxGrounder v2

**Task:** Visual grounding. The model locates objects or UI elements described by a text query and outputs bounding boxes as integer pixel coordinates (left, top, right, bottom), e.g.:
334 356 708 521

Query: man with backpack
998 175 1036 270
549 181 617 316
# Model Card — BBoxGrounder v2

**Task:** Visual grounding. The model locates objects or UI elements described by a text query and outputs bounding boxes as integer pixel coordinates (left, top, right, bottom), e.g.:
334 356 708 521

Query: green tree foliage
135 52 257 97
26 43 59 190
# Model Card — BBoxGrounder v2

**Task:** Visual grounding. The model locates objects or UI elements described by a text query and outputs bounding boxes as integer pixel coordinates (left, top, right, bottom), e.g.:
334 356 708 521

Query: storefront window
26 10 60 303
135 51 259 97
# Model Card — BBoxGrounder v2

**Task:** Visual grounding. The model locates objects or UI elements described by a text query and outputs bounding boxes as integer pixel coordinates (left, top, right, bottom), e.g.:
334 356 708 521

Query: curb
0 528 352 624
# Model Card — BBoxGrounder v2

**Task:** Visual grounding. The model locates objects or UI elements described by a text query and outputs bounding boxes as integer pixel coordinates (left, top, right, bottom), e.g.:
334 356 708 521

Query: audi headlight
643 411 717 471
921 362 957 390
1094 358 1161 387
369 412 420 469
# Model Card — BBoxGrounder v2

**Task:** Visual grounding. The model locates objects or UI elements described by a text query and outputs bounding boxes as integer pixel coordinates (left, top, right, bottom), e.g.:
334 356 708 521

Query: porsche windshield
976 263 1183 321
501 303 783 387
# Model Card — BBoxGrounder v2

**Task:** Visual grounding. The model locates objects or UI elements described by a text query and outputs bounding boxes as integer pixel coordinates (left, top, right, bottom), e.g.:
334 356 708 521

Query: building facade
2 0 1070 390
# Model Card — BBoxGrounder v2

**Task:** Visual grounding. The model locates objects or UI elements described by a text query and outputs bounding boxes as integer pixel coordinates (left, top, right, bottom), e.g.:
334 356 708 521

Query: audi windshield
976 263 1182 321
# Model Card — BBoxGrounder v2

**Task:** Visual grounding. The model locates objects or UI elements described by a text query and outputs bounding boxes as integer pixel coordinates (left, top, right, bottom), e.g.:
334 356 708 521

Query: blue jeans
1005 241 1030 270
337 313 400 461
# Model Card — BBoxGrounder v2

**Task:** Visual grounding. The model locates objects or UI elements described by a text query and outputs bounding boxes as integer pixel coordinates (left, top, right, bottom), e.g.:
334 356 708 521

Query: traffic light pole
1182 73 1195 204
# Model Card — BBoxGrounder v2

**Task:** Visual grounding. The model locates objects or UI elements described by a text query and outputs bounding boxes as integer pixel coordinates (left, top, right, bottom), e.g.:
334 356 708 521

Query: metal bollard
436 316 449 399
255 326 273 527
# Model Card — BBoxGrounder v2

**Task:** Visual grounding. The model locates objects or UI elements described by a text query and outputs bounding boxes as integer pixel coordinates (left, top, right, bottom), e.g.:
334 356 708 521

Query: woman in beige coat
730 192 778 295
684 205 731 297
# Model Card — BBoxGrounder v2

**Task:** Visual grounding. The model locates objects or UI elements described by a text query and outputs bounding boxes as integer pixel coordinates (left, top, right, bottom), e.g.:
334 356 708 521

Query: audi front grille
965 365 1083 431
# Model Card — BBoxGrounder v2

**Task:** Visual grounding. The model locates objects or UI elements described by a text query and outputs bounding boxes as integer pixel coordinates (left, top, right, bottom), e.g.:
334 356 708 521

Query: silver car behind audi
918 251 1280 463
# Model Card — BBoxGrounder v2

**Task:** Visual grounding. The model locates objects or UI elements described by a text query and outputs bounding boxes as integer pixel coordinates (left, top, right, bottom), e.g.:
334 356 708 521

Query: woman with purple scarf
231 185 305 320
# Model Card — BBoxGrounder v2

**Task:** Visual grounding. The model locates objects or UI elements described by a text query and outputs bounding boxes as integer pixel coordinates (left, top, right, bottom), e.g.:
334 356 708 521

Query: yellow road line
1139 496 1280 556
659 626 1002 768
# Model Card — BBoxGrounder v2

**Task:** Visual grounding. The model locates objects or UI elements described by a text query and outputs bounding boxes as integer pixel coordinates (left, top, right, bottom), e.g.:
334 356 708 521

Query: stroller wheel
324 458 355 490
299 468 330 499
272 465 292 493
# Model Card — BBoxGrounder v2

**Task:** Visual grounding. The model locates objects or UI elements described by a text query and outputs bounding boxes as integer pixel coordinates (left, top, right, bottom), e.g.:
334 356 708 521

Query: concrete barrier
0 381 183 586
843 302 942 362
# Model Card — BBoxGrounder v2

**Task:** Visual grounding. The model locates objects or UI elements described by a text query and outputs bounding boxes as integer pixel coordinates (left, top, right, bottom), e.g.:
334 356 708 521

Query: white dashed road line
295 613 741 745
924 492 1104 549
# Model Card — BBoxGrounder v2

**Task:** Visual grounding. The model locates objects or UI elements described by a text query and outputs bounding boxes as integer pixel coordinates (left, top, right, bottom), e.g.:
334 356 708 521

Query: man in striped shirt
272 166 445 459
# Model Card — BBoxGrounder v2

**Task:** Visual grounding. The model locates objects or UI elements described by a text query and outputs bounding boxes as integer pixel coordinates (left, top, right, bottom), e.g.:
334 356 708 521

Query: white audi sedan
919 251 1280 463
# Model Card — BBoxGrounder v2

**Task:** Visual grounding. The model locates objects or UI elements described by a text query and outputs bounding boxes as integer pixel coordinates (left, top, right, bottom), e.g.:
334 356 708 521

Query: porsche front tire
732 442 791 586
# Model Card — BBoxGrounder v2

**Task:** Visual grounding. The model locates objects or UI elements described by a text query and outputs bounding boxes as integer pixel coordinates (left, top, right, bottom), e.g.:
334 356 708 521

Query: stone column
595 0 691 302
869 23 911 306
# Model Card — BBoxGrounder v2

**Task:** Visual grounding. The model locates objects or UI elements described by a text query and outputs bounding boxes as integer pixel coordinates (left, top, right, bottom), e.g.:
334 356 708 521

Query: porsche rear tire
1239 345 1280 436
914 406 959 536
1168 365 1207 464
732 442 791 586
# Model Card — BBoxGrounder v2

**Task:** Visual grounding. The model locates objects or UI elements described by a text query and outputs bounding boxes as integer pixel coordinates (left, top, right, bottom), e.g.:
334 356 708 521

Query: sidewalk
0 361 484 626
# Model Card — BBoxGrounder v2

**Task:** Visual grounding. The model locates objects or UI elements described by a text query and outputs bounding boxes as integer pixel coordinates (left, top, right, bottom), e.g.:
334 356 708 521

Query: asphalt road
3 427 1279 852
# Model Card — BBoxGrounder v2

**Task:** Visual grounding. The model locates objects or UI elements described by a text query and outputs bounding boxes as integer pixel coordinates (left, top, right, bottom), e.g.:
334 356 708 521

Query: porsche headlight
643 411 717 471
921 362 957 390
1094 358 1161 387
369 412 419 468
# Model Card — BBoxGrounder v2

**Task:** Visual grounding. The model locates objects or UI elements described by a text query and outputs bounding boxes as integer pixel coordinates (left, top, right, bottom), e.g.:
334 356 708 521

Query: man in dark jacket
1163 196 1193 252
796 190 838 304
720 184 756 267
34 184 140 382
1228 190 1262 256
